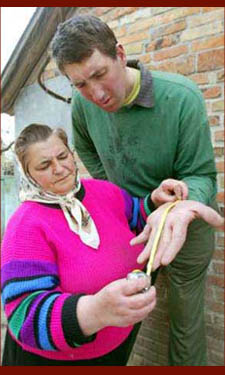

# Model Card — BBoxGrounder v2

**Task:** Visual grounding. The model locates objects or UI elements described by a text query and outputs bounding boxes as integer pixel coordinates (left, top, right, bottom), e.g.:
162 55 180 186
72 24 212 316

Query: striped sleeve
1 260 96 351
121 189 154 233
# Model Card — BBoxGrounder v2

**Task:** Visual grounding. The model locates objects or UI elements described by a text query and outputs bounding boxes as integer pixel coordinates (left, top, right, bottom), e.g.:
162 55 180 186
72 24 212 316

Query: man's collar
126 60 154 108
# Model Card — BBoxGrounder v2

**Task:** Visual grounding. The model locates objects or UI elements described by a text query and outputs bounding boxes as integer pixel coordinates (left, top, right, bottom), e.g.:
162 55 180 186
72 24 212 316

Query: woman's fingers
130 223 151 245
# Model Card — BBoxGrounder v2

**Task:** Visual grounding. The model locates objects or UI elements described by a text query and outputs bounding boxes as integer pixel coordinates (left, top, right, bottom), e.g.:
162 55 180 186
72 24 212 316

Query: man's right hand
151 178 188 207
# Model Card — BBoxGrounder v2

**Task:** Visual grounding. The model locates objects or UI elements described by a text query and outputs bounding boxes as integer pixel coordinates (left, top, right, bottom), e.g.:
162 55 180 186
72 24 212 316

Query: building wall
3 6 223 366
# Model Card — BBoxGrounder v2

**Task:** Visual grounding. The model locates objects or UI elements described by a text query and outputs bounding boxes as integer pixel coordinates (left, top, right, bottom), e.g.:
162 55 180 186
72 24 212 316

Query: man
51 15 222 366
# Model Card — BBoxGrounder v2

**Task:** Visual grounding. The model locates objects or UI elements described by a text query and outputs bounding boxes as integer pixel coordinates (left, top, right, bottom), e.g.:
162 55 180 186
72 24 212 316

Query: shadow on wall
1 176 20 238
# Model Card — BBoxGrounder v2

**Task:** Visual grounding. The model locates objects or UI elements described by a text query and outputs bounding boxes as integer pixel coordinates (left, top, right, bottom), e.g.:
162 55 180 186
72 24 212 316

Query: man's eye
75 82 85 89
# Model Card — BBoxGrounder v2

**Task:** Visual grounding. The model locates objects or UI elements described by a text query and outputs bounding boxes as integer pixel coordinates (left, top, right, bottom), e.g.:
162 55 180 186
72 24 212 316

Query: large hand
130 200 224 271
151 178 188 207
77 277 156 336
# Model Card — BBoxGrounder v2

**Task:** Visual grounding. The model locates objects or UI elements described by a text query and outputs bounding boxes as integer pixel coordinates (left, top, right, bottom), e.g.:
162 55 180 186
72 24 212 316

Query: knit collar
126 60 155 109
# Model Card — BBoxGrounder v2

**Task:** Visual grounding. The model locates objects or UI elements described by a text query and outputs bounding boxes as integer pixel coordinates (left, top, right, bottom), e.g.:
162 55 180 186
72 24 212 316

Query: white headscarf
16 155 100 249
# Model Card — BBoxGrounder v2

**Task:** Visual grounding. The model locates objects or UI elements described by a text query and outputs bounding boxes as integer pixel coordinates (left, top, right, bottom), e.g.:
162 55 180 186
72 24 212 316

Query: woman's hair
14 123 70 172
51 15 118 73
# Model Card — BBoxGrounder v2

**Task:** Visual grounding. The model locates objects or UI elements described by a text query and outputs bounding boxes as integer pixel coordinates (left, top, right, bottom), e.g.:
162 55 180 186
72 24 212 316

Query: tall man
51 15 220 365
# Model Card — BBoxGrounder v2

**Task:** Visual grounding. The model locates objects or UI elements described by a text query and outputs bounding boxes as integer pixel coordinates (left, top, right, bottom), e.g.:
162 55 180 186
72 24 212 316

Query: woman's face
26 134 76 195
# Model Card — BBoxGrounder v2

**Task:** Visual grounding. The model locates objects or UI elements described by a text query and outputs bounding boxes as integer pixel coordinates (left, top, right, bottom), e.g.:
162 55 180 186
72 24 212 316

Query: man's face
64 46 129 112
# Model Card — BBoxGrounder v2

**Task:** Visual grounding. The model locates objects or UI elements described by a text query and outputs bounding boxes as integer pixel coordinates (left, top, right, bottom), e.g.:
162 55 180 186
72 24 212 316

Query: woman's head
15 124 76 195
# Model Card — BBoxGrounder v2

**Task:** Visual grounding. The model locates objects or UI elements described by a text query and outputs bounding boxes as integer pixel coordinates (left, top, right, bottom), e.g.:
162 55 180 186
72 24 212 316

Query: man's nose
90 84 105 103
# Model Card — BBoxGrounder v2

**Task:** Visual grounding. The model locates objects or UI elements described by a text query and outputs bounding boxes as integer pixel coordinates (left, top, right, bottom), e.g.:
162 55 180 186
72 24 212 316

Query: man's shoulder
151 70 202 99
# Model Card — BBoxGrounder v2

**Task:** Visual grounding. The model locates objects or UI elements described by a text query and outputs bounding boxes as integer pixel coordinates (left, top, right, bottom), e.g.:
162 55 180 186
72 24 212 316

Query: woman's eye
58 154 68 160
38 165 49 171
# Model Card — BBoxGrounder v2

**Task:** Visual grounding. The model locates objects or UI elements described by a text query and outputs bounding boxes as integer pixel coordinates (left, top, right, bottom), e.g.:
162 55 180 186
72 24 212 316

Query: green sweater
71 69 217 204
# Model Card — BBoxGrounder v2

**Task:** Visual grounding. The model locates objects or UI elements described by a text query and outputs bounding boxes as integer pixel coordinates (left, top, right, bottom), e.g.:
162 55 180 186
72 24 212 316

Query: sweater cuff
62 294 97 348
144 194 156 216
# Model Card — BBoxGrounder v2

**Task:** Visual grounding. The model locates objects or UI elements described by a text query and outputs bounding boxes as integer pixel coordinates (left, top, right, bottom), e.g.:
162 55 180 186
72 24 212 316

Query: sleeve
1 223 96 352
121 189 154 234
71 92 108 180
174 85 217 204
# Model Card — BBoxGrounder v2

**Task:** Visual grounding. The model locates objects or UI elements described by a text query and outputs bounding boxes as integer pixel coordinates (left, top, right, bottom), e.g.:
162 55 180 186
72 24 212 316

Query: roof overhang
1 7 75 115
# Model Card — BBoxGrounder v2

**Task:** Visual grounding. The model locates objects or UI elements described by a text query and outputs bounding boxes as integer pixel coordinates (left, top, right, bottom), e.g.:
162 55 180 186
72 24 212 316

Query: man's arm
173 83 217 204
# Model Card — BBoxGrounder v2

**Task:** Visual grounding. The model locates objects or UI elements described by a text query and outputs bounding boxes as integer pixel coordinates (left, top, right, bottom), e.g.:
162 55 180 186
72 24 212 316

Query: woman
1 124 221 366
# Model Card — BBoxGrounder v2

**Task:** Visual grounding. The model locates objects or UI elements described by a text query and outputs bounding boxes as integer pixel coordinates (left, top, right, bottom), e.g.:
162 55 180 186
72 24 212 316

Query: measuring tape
127 200 180 289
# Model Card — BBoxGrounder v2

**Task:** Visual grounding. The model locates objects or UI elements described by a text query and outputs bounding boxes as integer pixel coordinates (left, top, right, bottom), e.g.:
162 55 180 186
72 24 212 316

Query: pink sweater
1 179 145 360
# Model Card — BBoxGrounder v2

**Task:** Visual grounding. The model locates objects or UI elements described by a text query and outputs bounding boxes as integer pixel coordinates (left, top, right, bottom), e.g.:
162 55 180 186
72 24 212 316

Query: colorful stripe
37 293 60 350
2 259 96 352
1 260 58 286
2 275 58 304
121 189 151 233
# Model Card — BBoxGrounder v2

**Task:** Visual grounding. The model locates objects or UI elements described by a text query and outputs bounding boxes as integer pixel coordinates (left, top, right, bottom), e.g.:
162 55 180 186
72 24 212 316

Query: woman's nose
53 160 64 174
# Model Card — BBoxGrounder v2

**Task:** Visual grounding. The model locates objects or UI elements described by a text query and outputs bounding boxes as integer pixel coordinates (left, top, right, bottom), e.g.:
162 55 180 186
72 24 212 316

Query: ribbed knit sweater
1 179 150 361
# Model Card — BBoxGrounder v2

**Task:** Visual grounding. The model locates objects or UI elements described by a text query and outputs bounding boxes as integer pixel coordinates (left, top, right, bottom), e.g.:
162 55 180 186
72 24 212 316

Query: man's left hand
130 200 224 271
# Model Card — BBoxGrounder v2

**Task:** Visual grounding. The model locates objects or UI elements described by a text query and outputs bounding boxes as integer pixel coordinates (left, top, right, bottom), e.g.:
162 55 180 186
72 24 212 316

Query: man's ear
116 43 127 67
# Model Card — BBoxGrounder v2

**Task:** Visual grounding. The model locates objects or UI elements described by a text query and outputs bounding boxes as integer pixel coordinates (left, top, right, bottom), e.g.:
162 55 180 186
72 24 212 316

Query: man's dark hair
51 15 118 73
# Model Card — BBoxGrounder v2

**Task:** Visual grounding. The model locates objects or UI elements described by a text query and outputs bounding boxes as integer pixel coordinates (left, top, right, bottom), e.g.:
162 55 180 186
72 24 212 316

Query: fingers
122 275 151 296
130 223 151 246
151 222 172 270
162 180 188 199
161 221 188 265
136 228 157 264
127 286 156 310
193 202 224 230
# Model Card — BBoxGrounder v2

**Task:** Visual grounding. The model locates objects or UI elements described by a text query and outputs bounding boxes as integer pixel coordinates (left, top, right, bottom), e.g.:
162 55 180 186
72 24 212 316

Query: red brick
212 100 224 112
189 73 209 85
192 35 224 52
119 31 149 45
113 7 139 19
153 56 195 76
139 54 151 64
213 249 224 260
95 7 112 16
216 161 224 172
153 45 188 61
129 17 154 34
146 35 176 52
217 70 224 82
202 86 221 99
114 26 126 38
152 20 186 39
216 236 225 247
216 191 224 203
202 7 224 12
212 261 224 274
214 147 224 157
197 49 224 72
209 116 220 126
215 131 224 142
207 275 224 289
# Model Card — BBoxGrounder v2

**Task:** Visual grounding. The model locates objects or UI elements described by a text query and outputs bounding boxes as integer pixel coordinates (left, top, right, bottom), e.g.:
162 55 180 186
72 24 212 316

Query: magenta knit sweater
1 179 146 361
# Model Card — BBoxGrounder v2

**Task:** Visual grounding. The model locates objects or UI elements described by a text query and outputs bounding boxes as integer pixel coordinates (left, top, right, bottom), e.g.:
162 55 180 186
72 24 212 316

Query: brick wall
37 6 225 366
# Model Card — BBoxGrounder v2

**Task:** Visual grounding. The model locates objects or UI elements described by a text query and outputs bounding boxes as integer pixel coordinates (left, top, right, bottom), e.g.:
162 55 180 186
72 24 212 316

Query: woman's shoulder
6 201 51 229
82 178 121 195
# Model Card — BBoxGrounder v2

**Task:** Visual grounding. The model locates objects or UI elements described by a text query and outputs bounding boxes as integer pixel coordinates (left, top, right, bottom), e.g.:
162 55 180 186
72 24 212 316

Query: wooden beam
1 7 74 115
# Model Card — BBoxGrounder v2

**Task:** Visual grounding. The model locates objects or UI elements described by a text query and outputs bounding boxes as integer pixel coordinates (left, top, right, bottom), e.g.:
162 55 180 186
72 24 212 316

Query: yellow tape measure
146 201 179 276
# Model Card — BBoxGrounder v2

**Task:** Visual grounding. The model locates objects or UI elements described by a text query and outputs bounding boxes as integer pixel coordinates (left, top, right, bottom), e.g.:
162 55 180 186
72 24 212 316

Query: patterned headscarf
16 154 100 249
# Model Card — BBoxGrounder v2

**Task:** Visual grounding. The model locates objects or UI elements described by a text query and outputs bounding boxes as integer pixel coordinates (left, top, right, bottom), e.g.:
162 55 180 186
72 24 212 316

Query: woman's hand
77 277 156 336
151 179 188 207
